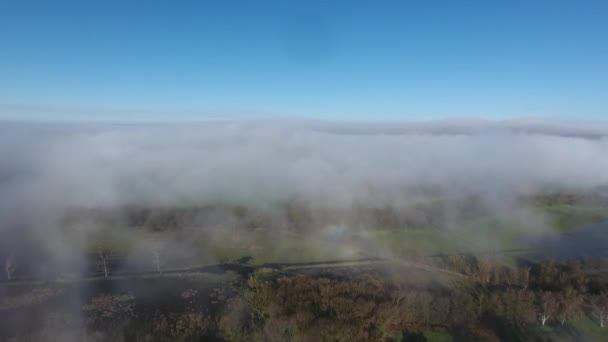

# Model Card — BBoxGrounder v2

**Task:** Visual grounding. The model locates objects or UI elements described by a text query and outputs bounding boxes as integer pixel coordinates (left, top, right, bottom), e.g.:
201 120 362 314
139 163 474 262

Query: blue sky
1 1 607 121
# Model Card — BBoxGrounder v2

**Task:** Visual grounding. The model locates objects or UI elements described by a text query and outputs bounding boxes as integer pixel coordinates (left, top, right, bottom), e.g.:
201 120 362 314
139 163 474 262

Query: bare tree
564 260 588 292
474 293 487 316
500 289 535 327
504 267 517 287
147 235 165 275
517 290 536 326
475 257 493 285
97 249 112 278
491 266 502 285
446 255 468 274
557 287 584 326
590 292 608 328
539 261 558 289
431 296 451 325
519 267 531 290
91 234 130 278
152 248 163 275
536 291 558 326
4 253 16 281
416 291 433 327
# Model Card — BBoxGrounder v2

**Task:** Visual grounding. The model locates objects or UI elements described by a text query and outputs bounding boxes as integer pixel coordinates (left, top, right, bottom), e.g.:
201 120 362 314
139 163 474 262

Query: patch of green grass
194 204 608 267
424 330 453 342
524 318 606 342
248 238 354 265
441 215 537 267
201 234 356 266
544 205 608 232
366 229 468 256
456 216 527 251
87 231 135 255
366 204 608 261
568 317 607 342
363 216 529 261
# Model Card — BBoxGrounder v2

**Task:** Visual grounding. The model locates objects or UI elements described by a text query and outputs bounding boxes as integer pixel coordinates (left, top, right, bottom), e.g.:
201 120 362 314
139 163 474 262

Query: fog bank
1 119 608 214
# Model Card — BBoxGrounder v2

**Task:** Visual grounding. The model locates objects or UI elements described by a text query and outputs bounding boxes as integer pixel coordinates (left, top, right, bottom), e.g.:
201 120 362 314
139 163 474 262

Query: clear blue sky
1 1 607 121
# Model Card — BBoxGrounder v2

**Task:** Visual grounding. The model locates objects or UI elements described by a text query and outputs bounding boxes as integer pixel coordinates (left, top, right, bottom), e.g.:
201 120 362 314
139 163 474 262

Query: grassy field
525 318 607 342
79 204 608 278
202 233 360 266
544 205 608 232
423 330 454 342
357 204 608 269
200 204 608 267
363 229 468 256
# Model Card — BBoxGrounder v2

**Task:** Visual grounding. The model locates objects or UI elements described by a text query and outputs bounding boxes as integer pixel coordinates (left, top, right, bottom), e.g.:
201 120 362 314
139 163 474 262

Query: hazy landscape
2 1 608 340
1 120 608 341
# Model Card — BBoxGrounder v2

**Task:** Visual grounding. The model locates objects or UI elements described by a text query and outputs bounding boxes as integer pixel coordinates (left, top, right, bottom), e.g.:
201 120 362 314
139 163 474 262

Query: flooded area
523 221 608 261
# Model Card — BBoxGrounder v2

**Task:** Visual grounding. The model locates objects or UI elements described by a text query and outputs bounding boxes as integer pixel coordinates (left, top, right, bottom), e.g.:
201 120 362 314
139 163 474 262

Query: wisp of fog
1 119 607 213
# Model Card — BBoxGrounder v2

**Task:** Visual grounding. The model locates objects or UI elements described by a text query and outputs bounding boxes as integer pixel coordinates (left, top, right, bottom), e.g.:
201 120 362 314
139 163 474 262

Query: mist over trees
1 120 608 340
2 119 608 211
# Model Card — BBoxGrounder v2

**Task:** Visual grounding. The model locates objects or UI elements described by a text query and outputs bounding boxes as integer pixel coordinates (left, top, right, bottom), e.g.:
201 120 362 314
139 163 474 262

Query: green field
200 232 361 266
544 205 608 232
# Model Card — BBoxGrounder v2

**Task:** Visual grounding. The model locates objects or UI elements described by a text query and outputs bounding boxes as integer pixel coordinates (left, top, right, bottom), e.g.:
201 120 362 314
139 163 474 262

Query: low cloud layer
1 119 608 215
0 117 607 286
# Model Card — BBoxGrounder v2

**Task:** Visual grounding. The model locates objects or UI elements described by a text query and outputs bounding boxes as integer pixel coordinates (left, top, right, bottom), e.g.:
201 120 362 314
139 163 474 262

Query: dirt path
0 256 470 287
